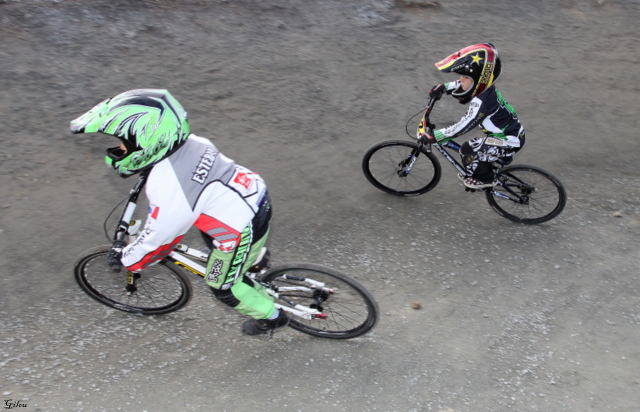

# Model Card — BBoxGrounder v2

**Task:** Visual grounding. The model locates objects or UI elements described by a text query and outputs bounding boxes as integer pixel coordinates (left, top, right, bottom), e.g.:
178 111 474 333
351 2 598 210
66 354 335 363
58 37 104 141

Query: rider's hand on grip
429 84 446 101
108 239 127 272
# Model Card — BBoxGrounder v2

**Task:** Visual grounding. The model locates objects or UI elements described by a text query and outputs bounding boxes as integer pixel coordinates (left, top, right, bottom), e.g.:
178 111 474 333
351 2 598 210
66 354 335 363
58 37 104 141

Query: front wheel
260 263 379 339
74 245 193 315
486 165 567 224
362 140 441 196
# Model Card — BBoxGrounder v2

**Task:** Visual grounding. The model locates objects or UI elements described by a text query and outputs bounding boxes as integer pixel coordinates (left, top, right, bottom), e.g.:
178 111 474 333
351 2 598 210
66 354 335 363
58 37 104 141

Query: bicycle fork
398 145 425 176
126 271 140 294
398 154 418 176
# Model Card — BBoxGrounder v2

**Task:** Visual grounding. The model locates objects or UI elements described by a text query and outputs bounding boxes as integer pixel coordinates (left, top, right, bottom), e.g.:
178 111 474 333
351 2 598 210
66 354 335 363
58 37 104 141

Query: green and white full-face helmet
70 89 190 177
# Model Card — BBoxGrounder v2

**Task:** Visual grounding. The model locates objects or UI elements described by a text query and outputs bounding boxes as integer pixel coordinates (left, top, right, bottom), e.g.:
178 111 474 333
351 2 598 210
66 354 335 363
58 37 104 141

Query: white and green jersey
121 135 267 272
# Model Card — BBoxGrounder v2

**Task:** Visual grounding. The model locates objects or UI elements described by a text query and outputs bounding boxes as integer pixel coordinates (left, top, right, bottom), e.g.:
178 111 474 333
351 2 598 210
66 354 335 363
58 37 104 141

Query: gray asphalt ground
1 0 639 411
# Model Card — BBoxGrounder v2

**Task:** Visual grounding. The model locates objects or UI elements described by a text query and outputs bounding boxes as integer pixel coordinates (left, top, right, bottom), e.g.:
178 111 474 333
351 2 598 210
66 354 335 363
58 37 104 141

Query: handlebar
405 96 439 140
415 97 438 141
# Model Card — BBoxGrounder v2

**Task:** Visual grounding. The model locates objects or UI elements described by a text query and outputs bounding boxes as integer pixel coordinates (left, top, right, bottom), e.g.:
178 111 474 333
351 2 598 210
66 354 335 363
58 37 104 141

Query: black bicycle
362 98 566 224
73 172 379 339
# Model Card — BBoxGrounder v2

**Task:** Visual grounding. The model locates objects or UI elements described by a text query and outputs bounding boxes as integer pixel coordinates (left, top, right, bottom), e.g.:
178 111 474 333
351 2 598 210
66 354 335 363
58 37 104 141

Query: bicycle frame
429 140 466 175
415 98 531 204
165 246 328 320
112 174 329 321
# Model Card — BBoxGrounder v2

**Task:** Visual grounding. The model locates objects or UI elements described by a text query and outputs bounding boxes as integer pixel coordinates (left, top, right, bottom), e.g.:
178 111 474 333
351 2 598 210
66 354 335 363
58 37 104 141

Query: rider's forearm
433 98 483 142
433 130 455 143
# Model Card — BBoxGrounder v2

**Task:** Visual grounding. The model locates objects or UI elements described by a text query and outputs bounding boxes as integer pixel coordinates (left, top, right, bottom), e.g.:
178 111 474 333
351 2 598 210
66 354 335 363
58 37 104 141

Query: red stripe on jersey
194 214 240 238
194 214 241 252
126 235 184 272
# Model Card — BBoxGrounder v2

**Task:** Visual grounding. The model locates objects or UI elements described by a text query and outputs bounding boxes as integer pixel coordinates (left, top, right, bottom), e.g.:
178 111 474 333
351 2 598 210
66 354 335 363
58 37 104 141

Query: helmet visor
106 146 127 162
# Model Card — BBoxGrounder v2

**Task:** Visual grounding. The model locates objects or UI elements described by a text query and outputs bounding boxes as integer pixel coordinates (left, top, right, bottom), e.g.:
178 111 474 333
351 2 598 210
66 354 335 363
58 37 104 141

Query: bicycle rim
362 140 441 196
74 246 192 315
260 263 379 339
486 165 567 224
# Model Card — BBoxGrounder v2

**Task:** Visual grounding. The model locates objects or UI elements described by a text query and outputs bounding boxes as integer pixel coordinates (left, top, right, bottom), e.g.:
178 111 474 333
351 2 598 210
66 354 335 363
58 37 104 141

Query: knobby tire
487 165 566 224
362 140 441 196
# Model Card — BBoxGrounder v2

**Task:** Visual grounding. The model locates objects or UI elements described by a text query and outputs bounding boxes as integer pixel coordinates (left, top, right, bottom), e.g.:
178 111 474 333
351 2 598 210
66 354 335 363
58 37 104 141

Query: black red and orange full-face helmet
435 43 502 104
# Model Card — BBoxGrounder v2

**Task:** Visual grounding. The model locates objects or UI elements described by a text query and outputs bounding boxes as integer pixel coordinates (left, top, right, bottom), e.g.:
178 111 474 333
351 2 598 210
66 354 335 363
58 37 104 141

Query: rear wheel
260 263 379 339
362 140 441 196
486 165 566 224
74 245 192 315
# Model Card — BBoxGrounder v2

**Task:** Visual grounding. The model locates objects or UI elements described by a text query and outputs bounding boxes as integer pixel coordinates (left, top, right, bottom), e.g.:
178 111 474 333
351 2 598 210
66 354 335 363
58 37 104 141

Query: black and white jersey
434 84 523 147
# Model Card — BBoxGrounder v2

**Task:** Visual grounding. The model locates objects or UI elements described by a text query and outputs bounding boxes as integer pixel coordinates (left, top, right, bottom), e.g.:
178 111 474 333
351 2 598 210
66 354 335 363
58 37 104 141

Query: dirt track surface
1 0 639 411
